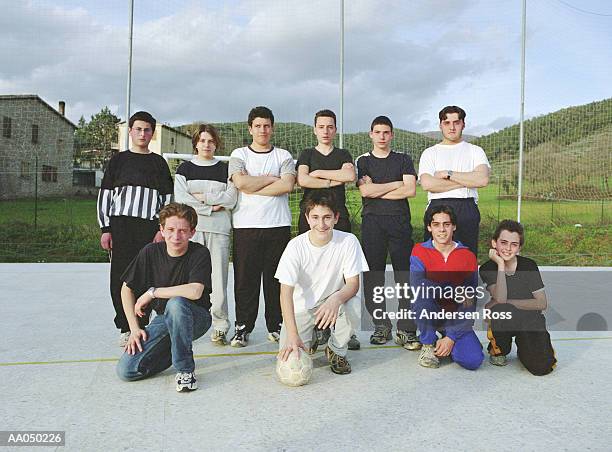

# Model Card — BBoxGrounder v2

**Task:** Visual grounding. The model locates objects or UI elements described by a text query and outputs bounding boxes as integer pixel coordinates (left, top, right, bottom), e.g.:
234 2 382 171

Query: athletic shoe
175 372 197 392
309 327 331 354
267 331 281 343
230 326 249 347
489 354 508 366
211 330 227 346
347 334 361 351
418 344 440 368
118 331 130 347
370 325 392 345
325 346 352 375
395 330 422 351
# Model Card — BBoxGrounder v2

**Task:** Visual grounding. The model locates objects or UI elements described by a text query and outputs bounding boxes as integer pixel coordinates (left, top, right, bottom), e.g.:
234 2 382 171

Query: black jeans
488 303 556 376
361 214 416 331
232 226 291 333
109 216 158 332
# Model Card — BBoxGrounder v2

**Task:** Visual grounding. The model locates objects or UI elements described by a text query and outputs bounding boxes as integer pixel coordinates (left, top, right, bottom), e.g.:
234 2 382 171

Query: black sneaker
347 334 361 350
370 325 392 345
230 325 249 347
175 372 197 392
325 346 352 375
309 327 331 354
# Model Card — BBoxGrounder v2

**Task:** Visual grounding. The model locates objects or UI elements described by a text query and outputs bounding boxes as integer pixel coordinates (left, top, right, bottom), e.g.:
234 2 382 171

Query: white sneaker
175 372 198 392
118 331 130 347
418 344 440 368
211 330 227 346
267 331 281 343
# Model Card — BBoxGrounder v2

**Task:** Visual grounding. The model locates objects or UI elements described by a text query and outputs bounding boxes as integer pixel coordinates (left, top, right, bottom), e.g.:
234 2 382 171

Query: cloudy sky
2 0 611 135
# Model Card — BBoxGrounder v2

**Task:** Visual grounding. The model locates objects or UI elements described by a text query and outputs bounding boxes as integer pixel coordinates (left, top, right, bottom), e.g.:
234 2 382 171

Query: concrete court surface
1 263 611 452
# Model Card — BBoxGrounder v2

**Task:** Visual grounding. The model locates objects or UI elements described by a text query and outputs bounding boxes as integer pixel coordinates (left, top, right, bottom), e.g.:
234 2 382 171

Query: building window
42 165 58 183
32 124 39 144
20 161 31 179
2 116 11 138
170 137 175 146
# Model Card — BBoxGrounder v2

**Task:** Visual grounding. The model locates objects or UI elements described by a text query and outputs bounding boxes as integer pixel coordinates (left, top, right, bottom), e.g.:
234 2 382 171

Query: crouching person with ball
275 193 368 384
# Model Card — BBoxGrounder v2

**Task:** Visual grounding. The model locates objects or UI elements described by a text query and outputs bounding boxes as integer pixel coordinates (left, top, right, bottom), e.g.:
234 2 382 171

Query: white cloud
1 0 610 136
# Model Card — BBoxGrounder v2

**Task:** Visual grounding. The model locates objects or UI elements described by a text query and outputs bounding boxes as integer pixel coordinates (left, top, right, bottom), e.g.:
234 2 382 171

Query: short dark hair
314 109 337 127
191 124 222 153
493 219 525 246
426 204 457 226
304 191 339 216
248 106 274 126
159 203 198 230
439 106 466 122
370 115 393 131
129 111 156 130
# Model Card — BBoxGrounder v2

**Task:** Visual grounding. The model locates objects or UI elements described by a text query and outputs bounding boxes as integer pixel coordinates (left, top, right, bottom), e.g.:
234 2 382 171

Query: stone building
117 122 192 155
0 95 76 200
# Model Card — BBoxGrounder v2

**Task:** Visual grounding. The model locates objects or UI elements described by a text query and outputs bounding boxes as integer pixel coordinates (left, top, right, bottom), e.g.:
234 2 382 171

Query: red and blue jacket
410 239 478 340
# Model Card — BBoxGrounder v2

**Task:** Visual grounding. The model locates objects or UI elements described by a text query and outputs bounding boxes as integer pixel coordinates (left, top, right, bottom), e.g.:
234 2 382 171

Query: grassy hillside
472 98 612 200
472 97 612 159
493 125 612 199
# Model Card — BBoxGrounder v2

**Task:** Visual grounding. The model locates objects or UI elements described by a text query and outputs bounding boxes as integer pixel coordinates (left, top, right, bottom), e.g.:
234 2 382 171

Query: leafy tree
75 107 121 167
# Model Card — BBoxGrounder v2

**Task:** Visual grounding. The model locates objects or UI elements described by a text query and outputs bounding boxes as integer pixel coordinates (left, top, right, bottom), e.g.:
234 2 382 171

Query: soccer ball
276 350 313 387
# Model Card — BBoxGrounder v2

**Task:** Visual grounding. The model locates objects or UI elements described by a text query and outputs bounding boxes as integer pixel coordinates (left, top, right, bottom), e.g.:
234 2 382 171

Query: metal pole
339 0 345 148
34 154 38 231
517 0 526 222
124 0 134 151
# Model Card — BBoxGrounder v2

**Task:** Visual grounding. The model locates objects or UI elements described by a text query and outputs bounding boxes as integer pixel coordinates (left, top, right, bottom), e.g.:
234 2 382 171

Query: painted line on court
0 336 610 367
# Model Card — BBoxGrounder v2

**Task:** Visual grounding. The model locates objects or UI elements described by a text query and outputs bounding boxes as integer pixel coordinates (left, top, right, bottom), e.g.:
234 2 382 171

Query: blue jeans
117 297 211 381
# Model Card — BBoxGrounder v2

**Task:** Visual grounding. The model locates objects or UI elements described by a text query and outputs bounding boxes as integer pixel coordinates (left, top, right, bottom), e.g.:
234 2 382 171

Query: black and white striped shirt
97 150 173 232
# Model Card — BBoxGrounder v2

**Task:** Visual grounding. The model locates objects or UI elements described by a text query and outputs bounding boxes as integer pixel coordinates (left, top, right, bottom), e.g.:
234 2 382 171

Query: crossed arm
420 164 489 193
121 282 205 354
232 172 295 196
297 162 356 189
190 183 238 212
277 275 360 361
357 174 416 199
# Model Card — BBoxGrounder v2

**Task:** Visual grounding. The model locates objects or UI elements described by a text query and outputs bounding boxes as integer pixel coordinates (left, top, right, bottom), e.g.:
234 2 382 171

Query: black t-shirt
356 151 416 217
176 160 228 183
480 255 545 302
296 147 353 218
121 241 212 314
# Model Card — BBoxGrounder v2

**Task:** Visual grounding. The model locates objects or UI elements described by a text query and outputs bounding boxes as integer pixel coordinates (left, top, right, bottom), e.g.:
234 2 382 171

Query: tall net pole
339 0 345 148
124 0 134 151
517 0 527 222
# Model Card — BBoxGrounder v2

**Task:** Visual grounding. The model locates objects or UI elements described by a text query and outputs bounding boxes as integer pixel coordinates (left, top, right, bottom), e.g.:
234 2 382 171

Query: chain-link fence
0 1 610 264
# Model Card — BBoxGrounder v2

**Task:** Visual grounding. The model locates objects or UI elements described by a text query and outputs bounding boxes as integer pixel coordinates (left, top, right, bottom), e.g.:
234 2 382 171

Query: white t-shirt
275 230 369 313
229 146 296 228
418 141 490 202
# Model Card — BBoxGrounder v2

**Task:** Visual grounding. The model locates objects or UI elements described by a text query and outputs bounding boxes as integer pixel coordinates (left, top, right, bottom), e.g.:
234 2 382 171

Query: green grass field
0 186 609 265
